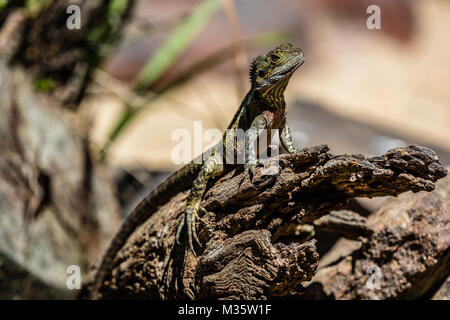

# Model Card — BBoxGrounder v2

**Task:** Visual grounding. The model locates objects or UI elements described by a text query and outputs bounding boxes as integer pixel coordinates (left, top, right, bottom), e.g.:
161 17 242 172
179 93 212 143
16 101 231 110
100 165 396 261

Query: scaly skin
91 43 304 298
177 43 304 255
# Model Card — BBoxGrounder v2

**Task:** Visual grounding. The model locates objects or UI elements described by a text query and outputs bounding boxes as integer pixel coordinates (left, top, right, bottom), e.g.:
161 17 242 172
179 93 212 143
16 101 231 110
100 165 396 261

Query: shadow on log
91 145 447 299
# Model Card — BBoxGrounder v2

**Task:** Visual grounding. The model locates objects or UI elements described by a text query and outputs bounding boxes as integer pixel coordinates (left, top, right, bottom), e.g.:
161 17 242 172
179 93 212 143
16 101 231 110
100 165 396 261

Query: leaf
133 0 222 93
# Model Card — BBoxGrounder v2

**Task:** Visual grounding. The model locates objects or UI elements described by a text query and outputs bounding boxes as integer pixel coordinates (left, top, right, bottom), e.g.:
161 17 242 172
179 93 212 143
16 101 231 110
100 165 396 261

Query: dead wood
302 170 450 300
95 145 447 299
313 210 373 240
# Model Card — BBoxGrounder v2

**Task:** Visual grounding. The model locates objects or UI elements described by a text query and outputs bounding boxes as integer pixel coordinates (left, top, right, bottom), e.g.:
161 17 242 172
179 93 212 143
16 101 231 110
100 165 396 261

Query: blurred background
0 0 449 298
84 0 450 212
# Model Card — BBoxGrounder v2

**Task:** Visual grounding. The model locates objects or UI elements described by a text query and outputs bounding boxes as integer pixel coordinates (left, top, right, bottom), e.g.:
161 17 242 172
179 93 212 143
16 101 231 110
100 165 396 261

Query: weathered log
94 145 447 299
313 210 373 240
302 170 450 300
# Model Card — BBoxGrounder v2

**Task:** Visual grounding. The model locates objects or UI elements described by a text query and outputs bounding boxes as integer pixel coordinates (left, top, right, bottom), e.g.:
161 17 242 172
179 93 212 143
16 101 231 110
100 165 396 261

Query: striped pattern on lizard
90 43 305 298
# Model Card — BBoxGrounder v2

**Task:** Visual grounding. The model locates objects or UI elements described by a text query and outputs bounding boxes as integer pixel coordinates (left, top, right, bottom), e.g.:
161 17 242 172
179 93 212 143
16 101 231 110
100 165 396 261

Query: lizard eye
270 54 281 62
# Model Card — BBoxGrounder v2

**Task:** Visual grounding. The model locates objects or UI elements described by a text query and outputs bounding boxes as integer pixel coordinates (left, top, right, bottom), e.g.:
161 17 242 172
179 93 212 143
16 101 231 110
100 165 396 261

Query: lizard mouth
268 58 304 83
275 59 304 77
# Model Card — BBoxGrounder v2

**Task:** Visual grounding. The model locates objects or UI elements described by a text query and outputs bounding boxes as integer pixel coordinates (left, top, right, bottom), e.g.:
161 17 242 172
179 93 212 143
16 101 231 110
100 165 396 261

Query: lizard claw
239 162 263 190
175 216 184 245
198 207 208 222
176 206 206 257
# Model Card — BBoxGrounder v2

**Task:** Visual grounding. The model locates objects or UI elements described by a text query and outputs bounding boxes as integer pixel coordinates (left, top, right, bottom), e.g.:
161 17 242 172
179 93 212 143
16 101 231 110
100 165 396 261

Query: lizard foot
176 206 206 258
295 147 308 154
239 160 281 190
238 162 260 190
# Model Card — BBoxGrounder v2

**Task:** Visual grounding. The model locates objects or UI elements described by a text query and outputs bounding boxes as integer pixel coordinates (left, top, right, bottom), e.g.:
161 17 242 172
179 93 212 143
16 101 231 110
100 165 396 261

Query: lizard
90 43 304 298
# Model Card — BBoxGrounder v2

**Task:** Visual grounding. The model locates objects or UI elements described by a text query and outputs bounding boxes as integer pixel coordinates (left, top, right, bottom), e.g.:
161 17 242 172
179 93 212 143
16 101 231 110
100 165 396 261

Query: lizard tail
89 163 201 299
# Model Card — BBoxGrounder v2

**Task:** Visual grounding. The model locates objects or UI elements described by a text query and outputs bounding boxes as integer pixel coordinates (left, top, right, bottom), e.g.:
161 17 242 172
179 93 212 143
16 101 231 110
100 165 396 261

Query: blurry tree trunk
0 0 134 298
1 0 135 106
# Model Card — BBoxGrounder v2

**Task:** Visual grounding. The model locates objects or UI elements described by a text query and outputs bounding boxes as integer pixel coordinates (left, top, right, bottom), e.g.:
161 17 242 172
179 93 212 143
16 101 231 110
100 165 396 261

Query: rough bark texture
95 145 447 299
302 171 450 300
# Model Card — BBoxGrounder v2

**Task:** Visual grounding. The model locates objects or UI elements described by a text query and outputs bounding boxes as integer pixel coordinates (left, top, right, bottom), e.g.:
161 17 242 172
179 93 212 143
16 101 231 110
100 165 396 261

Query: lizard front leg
176 154 223 257
240 114 268 187
280 121 300 154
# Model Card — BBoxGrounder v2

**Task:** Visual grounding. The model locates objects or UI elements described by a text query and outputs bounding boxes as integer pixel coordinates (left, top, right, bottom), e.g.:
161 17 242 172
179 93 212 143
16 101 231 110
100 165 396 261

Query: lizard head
250 43 304 90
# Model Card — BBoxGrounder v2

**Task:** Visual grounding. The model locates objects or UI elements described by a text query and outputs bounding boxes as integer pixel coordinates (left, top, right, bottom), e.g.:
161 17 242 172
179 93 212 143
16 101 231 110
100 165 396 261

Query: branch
94 145 447 299
302 170 450 300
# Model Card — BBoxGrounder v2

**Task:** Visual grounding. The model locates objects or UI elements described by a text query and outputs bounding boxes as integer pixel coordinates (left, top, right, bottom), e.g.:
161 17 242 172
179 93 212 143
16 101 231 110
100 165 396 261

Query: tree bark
93 145 447 299
301 171 450 300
